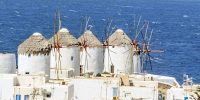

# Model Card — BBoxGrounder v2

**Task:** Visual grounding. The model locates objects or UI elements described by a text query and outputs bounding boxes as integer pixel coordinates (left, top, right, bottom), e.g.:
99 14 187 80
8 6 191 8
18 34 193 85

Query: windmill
49 12 80 78
124 16 163 74
122 16 144 74
103 19 133 74
78 17 104 75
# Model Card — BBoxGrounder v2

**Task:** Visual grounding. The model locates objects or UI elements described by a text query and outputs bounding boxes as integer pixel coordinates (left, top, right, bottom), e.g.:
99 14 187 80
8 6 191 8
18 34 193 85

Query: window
28 54 31 57
113 88 118 97
24 95 29 100
16 95 21 100
125 93 131 97
111 65 114 73
71 56 73 61
80 65 83 76
46 93 51 97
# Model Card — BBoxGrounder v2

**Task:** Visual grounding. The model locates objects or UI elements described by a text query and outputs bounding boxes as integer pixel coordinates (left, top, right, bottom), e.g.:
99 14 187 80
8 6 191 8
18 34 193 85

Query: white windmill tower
0 53 16 74
49 28 80 78
78 30 104 75
18 32 51 75
104 29 132 74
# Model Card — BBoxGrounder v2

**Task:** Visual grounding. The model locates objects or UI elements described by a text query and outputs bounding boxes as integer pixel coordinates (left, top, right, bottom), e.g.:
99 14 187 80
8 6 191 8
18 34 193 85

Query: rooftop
49 28 79 47
18 32 51 55
78 30 102 47
105 29 132 45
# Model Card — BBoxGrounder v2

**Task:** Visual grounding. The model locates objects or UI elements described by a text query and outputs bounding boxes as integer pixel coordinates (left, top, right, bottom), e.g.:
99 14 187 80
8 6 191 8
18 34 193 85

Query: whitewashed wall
72 78 119 100
104 45 132 74
132 55 142 73
80 47 104 74
50 47 80 76
166 88 185 100
0 53 16 73
0 74 17 100
18 54 50 75
119 86 158 100
52 84 74 100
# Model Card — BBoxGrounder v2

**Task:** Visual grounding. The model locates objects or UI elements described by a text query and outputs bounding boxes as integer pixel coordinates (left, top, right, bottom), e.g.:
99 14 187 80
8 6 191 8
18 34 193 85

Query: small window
28 54 31 57
125 93 131 97
16 95 21 100
46 93 51 97
80 65 83 76
24 95 29 100
113 88 118 97
111 65 114 73
71 56 74 61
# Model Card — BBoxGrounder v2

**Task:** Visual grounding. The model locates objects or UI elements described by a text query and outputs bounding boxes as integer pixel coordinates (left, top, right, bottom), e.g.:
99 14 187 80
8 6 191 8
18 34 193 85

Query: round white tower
104 29 132 74
18 32 51 75
78 30 104 75
0 53 16 73
49 28 80 76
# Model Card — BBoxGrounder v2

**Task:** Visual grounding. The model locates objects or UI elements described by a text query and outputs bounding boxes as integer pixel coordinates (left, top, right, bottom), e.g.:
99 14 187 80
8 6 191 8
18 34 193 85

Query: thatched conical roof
18 32 51 55
105 29 132 45
49 28 79 47
78 30 102 47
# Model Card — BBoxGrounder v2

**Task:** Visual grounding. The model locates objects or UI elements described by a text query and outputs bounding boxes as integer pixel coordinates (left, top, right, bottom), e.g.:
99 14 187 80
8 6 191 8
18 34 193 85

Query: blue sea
0 0 200 83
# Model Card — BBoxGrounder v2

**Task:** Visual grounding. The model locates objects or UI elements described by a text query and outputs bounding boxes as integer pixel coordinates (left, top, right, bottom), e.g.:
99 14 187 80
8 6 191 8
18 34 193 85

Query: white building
119 82 158 100
0 73 195 100
72 77 120 100
18 32 51 76
0 74 74 100
78 30 104 75
0 74 17 100
0 53 16 73
14 75 74 100
72 73 182 100
104 29 132 74
49 28 80 79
